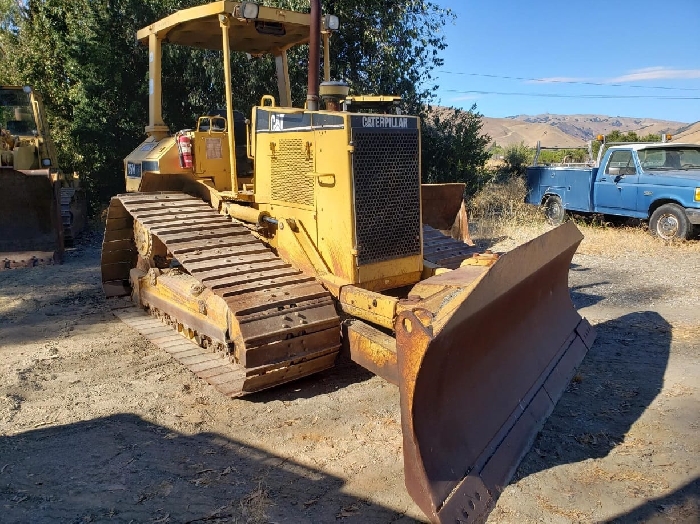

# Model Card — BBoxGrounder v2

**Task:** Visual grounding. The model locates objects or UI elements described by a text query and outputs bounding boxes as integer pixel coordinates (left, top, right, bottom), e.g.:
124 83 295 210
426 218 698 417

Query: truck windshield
638 147 700 171
0 88 37 136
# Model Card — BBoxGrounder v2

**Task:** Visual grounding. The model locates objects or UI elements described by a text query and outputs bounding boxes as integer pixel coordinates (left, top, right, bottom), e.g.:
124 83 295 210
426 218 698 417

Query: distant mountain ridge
479 112 692 147
673 121 700 143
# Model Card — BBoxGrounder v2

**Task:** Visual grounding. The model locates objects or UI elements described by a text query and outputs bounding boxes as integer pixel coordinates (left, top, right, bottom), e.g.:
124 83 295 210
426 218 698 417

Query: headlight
695 187 700 202
323 14 339 31
239 2 259 19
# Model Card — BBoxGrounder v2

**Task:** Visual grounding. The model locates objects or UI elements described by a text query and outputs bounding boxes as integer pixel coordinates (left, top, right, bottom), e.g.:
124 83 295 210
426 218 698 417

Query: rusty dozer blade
421 183 474 246
395 221 595 523
0 169 64 269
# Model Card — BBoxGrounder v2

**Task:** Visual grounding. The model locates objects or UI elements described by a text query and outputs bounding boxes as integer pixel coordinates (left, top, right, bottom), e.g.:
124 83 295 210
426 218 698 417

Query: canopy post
145 33 169 139
219 14 238 196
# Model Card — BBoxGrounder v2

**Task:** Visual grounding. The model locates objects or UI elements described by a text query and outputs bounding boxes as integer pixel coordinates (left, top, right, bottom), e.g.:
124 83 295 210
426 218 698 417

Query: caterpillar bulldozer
101 2 595 522
0 86 86 270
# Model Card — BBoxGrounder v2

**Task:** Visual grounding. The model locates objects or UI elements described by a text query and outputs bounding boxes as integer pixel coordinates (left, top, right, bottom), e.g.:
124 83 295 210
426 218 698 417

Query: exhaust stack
306 0 321 110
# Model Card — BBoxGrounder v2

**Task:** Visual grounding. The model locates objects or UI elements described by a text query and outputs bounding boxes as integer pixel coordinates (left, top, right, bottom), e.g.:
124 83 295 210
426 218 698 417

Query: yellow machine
101 2 595 522
0 86 86 269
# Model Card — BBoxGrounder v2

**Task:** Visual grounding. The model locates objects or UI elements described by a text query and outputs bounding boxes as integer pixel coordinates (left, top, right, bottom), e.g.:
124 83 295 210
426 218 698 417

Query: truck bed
526 165 598 212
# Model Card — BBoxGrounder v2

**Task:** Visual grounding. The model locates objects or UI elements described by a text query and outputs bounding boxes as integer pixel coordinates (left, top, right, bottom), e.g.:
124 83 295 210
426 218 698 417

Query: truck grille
352 128 421 266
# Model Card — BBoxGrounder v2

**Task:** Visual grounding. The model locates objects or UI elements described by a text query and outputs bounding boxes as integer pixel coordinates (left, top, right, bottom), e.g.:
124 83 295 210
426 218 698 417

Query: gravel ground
0 224 698 523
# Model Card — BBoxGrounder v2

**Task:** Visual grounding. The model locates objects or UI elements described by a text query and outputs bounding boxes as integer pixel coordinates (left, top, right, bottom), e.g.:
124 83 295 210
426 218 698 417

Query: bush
468 177 543 241
421 104 492 195
499 142 533 179
469 177 527 218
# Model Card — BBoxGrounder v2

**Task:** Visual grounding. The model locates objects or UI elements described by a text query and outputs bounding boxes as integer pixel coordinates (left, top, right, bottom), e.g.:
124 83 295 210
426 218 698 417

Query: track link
61 187 86 246
101 192 341 397
0 251 58 270
422 225 480 268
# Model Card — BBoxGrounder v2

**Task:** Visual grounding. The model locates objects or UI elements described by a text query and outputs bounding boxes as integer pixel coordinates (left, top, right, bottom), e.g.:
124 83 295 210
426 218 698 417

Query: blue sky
432 0 700 123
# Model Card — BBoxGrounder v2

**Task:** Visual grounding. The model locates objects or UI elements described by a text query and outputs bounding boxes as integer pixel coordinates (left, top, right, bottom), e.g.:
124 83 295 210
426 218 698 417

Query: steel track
101 192 341 397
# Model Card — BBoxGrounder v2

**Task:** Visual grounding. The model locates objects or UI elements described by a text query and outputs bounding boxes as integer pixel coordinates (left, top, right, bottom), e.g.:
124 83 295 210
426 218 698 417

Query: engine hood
640 170 700 186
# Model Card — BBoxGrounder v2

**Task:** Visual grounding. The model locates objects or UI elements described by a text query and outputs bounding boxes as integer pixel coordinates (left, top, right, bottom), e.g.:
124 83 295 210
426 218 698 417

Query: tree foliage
2 0 185 204
592 130 661 159
500 142 532 178
0 0 22 64
0 0 491 212
537 148 587 163
422 105 491 194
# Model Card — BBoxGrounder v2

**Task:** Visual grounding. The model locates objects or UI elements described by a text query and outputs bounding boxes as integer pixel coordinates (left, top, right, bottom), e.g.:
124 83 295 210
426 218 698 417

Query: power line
436 71 700 92
441 89 700 100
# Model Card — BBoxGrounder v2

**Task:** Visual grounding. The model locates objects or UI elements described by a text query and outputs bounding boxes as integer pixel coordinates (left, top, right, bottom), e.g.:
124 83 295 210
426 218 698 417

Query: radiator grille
352 128 421 266
271 139 314 206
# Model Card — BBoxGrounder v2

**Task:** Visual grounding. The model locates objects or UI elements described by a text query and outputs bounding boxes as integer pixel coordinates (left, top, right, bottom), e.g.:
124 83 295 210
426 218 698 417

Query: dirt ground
1 225 698 524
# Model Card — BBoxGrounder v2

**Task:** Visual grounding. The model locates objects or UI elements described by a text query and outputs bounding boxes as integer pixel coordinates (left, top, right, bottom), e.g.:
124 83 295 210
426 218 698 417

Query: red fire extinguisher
177 132 193 169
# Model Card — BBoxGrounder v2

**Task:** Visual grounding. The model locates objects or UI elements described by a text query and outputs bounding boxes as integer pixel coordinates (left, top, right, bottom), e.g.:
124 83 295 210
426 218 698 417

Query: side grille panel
271 138 314 207
352 128 421 266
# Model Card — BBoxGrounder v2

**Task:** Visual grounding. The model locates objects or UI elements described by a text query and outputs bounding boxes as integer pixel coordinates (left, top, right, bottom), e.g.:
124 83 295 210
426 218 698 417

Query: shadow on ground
507 311 691 520
518 311 670 475
0 414 415 524
248 355 377 403
603 476 700 523
569 281 606 308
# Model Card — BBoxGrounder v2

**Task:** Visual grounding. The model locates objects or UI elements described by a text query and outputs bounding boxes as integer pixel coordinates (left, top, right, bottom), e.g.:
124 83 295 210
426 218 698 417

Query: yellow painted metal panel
193 130 232 191
314 124 356 282
339 286 397 329
356 256 423 291
136 2 311 54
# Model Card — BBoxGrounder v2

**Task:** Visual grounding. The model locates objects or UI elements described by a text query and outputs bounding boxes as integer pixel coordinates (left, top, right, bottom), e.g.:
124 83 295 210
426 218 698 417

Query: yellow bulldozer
101 2 595 522
0 85 86 269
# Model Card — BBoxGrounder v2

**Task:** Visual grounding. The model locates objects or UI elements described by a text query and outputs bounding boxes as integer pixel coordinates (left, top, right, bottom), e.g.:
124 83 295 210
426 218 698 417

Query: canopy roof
136 1 311 54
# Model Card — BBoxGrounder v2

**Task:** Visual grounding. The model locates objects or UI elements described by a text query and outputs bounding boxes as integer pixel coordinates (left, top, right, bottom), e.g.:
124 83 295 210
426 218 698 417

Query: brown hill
429 107 690 148
481 117 586 148
504 114 685 142
482 113 687 148
672 121 700 143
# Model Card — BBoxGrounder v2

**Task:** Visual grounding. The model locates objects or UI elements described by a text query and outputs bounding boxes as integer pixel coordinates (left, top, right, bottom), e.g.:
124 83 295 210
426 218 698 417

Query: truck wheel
649 203 690 240
542 195 565 225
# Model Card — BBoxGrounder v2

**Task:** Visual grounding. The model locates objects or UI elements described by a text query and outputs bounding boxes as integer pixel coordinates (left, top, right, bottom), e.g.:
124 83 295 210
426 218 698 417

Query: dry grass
671 325 700 343
577 463 670 501
663 383 696 398
534 494 593 521
239 482 272 524
575 223 700 257
468 177 545 244
468 179 700 257
611 436 656 456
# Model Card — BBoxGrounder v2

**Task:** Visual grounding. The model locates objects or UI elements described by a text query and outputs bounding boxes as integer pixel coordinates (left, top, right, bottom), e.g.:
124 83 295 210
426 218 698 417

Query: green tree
500 142 532 178
592 130 661 159
421 104 492 195
2 0 184 207
163 0 455 116
537 148 588 164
